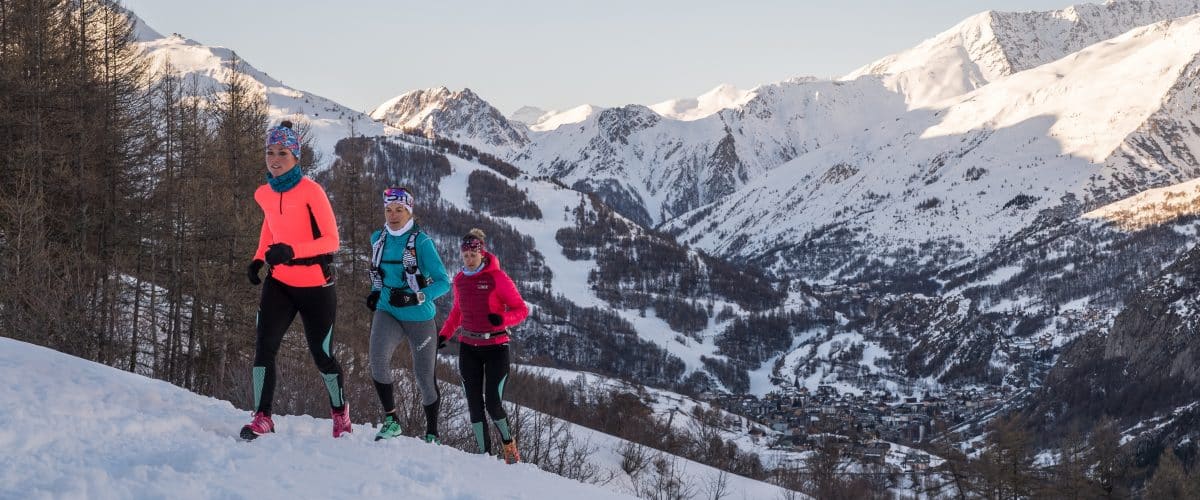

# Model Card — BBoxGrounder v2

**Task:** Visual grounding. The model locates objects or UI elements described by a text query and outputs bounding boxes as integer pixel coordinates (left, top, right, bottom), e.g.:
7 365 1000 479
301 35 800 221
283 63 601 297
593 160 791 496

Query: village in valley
710 385 1013 470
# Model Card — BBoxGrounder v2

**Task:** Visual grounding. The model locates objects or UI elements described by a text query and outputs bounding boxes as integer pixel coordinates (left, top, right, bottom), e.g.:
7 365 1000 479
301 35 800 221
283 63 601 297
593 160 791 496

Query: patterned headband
461 236 485 252
382 187 414 212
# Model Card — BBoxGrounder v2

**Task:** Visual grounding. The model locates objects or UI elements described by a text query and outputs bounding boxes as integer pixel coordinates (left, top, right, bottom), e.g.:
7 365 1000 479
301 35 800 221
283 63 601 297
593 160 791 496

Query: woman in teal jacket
365 186 451 442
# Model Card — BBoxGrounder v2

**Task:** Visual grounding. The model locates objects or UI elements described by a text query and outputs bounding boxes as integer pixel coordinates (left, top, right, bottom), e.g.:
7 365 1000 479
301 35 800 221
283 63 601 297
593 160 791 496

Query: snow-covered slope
509 105 549 125
522 364 802 462
525 104 603 132
370 87 529 155
649 84 754 121
552 416 801 500
132 16 393 170
0 337 626 500
671 12 1200 275
844 0 1200 107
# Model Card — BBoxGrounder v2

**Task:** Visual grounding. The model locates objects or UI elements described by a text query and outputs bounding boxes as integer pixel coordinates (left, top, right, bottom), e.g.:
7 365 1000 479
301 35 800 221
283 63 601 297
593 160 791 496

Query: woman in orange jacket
239 120 350 441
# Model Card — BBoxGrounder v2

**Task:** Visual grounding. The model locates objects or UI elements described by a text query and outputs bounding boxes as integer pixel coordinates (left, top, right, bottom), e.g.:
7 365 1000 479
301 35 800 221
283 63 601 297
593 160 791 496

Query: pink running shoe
332 403 352 438
240 412 275 441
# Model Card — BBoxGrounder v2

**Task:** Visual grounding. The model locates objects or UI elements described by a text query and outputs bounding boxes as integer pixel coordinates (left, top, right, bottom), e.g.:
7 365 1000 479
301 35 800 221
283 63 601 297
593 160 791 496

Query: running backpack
369 225 432 292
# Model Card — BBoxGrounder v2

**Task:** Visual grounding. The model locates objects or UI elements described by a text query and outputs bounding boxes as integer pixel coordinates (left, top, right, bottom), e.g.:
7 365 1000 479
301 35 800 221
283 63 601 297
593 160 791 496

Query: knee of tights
315 357 341 372
486 403 506 419
421 392 439 407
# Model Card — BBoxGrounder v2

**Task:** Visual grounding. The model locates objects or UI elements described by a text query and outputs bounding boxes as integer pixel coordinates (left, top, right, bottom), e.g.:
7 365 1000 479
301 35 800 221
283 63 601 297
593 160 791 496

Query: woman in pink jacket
439 228 528 463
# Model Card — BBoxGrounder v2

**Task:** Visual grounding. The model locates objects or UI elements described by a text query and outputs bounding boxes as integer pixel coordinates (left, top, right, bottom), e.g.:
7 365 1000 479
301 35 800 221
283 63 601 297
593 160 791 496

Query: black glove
487 313 503 327
437 335 449 350
246 259 264 285
264 243 294 266
366 290 380 311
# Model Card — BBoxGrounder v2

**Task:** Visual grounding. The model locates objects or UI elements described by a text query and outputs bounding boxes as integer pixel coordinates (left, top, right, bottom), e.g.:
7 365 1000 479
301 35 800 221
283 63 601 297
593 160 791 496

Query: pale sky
124 0 1091 115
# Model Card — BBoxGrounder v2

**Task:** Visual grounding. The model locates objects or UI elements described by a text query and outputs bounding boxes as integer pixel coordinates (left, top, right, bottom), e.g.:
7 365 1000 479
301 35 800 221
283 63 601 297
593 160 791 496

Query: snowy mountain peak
594 105 662 142
509 105 548 125
368 86 454 123
845 0 1200 107
371 87 529 155
135 21 391 169
649 83 755 121
842 10 1005 107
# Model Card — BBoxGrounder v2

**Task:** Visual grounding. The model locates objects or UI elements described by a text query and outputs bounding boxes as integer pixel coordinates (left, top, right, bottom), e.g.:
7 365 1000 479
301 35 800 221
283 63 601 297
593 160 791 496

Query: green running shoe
423 433 441 444
374 414 402 441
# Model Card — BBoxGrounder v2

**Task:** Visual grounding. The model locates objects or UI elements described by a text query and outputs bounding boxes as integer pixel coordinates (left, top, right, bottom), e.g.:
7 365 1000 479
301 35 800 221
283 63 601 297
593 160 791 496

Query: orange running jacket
253 177 340 287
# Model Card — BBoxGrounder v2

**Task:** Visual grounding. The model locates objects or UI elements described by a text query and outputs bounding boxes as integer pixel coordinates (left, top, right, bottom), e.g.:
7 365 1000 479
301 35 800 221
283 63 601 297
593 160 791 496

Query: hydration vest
369 224 433 293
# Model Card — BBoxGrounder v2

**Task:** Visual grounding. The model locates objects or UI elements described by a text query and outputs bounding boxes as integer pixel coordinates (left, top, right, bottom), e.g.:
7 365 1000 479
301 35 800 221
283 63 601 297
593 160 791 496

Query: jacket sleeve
417 236 451 301
254 218 271 261
252 188 272 260
494 270 529 328
291 181 340 258
439 277 461 340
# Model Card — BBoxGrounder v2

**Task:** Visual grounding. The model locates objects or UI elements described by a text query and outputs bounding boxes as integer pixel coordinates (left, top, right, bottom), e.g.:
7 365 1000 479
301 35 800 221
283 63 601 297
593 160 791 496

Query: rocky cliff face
370 87 529 154
1103 249 1200 383
1032 241 1200 450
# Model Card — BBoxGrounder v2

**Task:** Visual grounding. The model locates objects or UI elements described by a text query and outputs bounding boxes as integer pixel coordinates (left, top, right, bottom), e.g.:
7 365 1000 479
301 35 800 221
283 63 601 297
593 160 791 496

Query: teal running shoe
374 414 402 441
